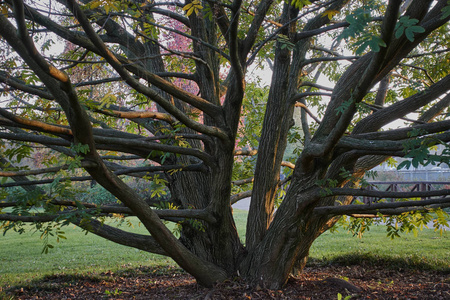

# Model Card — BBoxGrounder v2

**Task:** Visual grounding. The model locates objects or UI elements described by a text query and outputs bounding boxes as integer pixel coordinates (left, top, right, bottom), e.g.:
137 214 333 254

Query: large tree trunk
241 170 324 288
247 0 350 252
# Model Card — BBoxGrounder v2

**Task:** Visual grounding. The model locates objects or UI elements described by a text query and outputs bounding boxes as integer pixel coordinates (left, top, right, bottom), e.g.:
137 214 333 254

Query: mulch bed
3 264 449 299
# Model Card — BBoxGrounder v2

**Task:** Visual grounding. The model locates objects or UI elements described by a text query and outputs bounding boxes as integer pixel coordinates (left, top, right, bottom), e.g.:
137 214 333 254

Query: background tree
0 0 449 289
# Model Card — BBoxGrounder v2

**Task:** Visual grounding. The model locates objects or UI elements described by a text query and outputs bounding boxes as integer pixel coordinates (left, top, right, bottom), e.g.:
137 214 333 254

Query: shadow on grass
307 251 450 273
1 265 186 297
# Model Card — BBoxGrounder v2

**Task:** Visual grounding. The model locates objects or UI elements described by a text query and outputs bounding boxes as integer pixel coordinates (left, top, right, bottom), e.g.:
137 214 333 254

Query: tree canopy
0 0 449 289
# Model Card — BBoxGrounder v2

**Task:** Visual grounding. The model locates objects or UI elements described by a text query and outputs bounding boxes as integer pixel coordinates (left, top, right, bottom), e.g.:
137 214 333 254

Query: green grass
0 219 175 288
234 209 449 271
1 209 449 290
309 227 450 271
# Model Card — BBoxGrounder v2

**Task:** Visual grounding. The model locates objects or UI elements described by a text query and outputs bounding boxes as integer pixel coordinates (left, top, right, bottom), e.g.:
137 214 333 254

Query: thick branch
418 94 450 122
233 149 258 156
93 108 176 124
242 0 274 56
348 203 450 217
354 75 450 134
314 197 450 216
0 107 72 136
327 187 450 199
350 119 450 141
338 130 450 154
230 190 252 204
93 135 214 166
72 218 168 256
0 131 70 147
232 177 254 186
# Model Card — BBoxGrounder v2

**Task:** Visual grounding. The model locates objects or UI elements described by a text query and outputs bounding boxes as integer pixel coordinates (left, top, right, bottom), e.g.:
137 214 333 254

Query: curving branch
407 48 450 58
299 81 334 92
281 161 295 169
72 218 168 256
230 190 252 204
150 7 190 28
295 102 322 124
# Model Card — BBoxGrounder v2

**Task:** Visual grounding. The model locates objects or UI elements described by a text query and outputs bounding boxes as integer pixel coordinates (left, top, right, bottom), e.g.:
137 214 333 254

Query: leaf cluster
394 16 425 42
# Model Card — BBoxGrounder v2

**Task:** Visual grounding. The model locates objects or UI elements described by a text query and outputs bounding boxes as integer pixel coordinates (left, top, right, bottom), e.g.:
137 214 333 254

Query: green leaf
395 16 424 42
339 6 373 41
71 143 90 154
395 26 404 39
203 3 214 21
442 2 450 19
397 160 411 170
335 98 353 115
290 0 311 10
405 26 425 42
277 34 295 51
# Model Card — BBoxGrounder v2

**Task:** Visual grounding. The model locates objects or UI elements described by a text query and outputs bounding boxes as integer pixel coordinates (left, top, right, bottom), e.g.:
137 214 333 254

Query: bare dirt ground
4 263 449 300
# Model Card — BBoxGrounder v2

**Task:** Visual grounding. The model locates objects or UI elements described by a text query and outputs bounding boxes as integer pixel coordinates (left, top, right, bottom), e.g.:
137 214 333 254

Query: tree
0 0 449 289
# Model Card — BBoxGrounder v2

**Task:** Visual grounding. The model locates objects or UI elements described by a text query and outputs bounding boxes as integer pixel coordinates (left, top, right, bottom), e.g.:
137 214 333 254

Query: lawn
0 218 174 288
1 209 449 289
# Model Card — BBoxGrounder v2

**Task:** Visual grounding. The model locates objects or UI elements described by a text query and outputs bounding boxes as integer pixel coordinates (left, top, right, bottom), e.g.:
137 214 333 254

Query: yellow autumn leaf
1 3 10 16
89 0 102 9
187 6 195 16
322 10 339 20
183 0 203 17
183 3 193 11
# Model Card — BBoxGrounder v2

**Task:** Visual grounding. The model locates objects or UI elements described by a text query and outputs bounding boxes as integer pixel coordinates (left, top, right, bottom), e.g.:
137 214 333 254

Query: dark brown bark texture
0 0 449 290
